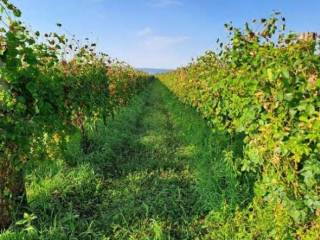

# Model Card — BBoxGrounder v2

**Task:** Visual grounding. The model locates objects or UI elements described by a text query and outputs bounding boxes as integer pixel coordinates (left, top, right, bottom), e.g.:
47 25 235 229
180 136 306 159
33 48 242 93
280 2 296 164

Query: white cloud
144 35 189 49
124 44 192 69
137 27 153 37
137 26 189 50
108 32 191 68
151 0 182 8
122 27 190 68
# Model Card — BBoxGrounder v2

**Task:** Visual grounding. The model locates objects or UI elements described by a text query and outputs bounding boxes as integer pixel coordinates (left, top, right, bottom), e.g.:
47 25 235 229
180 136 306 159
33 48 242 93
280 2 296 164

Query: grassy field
1 81 247 239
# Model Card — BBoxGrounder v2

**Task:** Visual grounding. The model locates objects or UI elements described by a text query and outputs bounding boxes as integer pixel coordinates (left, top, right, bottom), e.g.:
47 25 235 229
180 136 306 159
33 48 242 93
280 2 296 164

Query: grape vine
0 0 151 229
159 13 320 238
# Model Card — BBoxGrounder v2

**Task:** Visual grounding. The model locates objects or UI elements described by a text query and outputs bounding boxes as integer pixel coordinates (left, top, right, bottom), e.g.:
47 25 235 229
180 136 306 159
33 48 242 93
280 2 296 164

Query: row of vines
0 0 152 229
159 14 320 239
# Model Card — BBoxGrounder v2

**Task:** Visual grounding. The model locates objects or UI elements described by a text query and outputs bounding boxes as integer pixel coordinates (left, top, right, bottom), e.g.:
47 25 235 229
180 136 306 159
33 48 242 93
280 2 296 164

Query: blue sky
11 0 320 69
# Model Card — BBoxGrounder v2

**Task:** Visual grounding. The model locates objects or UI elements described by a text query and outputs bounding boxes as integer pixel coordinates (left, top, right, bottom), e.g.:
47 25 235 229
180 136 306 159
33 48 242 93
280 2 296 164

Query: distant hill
137 68 172 75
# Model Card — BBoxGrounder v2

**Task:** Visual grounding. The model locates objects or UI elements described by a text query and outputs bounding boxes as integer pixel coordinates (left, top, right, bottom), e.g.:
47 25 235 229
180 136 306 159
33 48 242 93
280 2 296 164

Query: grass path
2 81 243 239
99 81 205 239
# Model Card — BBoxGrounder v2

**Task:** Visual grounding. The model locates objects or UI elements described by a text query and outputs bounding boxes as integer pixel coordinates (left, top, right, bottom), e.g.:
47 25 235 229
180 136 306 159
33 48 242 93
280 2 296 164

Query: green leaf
282 69 290 79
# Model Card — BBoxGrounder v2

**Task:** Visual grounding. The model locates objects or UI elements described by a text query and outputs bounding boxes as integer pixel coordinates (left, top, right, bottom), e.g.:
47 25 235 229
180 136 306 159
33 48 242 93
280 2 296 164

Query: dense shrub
0 0 151 229
159 13 320 238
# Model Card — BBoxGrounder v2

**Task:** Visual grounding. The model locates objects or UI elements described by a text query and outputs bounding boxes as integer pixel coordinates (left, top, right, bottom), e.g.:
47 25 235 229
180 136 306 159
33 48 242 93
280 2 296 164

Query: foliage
0 0 151 229
159 13 320 238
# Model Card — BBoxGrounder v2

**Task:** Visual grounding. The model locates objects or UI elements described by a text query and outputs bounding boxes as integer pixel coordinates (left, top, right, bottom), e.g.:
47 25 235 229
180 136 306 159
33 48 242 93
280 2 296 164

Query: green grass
1 81 248 239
